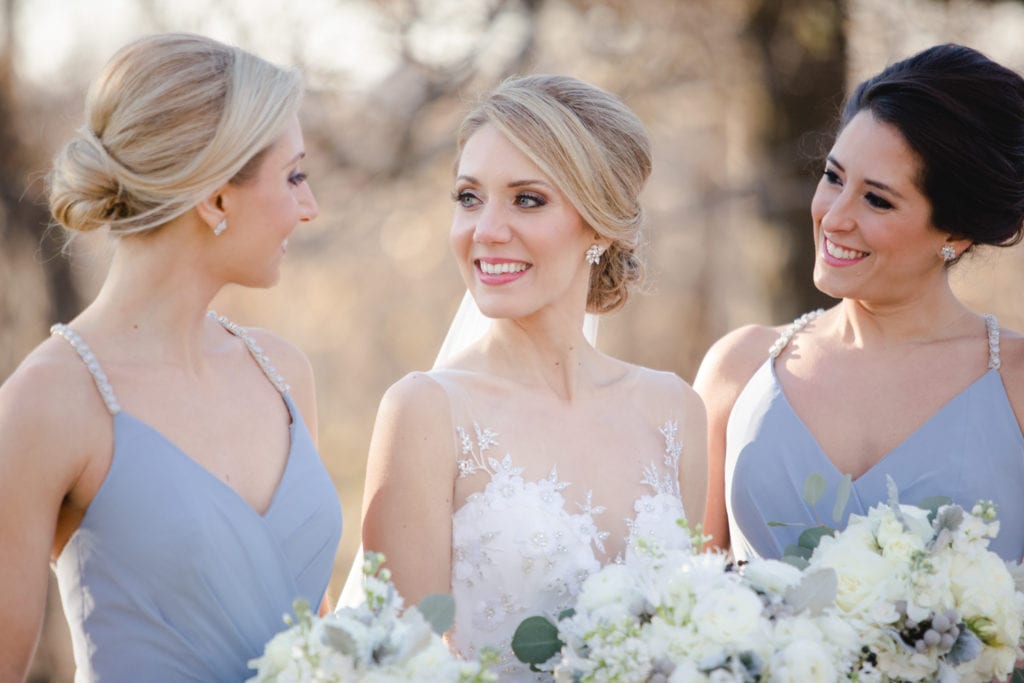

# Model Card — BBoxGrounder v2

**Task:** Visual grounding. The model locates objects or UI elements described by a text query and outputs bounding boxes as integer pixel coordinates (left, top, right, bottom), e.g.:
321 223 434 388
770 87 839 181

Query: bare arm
0 358 94 681
693 325 778 552
677 382 709 531
361 373 456 607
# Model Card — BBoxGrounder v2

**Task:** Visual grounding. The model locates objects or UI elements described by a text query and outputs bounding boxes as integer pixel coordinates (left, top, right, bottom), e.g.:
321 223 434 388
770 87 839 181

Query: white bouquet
513 529 861 682
804 480 1024 682
248 553 496 683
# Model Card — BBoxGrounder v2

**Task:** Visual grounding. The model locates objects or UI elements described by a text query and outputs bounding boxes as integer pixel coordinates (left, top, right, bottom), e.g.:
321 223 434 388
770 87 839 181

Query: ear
942 234 973 259
195 185 228 231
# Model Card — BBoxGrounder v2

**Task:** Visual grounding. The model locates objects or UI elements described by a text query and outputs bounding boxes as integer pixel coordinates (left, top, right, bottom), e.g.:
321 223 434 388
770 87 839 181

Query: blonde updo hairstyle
456 74 652 314
49 33 303 236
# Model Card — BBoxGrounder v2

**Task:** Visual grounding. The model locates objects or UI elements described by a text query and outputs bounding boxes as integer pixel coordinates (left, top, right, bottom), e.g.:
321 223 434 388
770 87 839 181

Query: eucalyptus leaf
417 593 455 635
783 544 812 560
1010 667 1024 683
780 554 809 570
784 568 837 615
557 607 576 621
511 616 563 666
919 495 955 523
803 473 827 506
832 474 852 524
797 526 833 551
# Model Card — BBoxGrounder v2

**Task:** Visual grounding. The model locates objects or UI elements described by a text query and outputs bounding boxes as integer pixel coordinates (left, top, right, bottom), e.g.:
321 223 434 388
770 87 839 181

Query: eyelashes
288 171 308 186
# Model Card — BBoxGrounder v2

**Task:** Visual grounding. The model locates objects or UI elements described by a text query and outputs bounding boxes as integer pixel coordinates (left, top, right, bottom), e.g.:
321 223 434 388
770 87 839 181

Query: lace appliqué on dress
449 420 689 681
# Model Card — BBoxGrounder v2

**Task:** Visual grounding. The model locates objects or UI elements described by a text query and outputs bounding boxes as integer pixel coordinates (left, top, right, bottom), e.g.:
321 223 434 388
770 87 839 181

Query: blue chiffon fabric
726 317 1024 563
51 324 342 682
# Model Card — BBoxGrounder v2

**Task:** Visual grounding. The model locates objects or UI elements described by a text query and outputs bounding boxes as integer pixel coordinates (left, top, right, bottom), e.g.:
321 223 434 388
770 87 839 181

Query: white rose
578 563 645 621
769 638 838 683
810 533 895 617
690 583 766 647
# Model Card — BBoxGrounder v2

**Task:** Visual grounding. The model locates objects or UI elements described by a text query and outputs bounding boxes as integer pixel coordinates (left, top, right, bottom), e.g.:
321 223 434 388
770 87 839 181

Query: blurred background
2 0 1022 678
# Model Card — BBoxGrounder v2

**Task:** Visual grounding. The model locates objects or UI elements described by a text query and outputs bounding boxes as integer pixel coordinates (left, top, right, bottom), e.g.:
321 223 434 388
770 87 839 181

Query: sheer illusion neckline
452 419 685 563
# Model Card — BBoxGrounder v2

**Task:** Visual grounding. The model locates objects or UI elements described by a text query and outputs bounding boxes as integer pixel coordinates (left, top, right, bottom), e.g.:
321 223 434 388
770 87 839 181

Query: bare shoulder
628 364 703 413
0 337 106 488
376 371 452 427
244 327 315 394
695 324 780 391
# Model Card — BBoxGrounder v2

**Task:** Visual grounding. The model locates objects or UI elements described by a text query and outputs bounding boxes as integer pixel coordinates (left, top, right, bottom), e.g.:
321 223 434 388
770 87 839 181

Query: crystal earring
585 244 604 266
213 218 228 237
940 244 956 262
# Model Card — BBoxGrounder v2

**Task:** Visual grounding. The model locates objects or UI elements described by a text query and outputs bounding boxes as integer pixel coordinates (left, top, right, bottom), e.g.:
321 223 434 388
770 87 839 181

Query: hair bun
49 129 125 234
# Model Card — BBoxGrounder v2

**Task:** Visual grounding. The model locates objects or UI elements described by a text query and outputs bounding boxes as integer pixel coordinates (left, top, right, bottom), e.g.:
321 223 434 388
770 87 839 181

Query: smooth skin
0 117 319 681
696 111 1024 552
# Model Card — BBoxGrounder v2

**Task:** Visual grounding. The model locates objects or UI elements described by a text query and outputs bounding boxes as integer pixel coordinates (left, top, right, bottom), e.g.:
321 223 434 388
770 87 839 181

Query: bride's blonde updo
49 33 303 236
456 74 652 314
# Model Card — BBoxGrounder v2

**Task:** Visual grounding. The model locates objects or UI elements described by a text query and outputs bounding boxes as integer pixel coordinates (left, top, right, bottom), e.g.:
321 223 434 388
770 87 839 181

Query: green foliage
832 474 852 525
417 593 455 635
918 495 954 523
511 615 562 671
803 472 827 505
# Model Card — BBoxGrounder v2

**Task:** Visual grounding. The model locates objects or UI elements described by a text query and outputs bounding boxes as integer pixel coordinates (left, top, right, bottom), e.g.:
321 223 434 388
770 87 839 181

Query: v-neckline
115 395 299 520
767 360 997 483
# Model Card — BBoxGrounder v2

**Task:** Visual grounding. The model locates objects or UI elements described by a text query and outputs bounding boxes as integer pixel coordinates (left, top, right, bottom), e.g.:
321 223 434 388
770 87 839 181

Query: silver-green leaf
803 473 827 506
417 593 455 635
832 474 852 525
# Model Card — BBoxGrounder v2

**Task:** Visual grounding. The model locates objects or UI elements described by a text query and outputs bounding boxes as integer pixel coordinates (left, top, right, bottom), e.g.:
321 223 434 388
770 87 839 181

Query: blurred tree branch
0 0 81 323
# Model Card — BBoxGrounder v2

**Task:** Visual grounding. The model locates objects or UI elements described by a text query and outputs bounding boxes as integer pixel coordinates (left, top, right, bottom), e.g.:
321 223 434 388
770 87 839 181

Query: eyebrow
455 174 554 190
283 151 306 168
827 156 905 200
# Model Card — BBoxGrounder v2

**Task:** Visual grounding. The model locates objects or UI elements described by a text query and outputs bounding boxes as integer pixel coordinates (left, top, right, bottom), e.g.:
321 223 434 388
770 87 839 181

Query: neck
837 280 973 346
73 230 224 373
483 312 598 401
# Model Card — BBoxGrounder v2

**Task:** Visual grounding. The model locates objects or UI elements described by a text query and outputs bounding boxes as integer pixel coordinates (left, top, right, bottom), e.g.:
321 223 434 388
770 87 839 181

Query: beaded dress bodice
49 313 342 682
430 368 692 681
726 311 1024 563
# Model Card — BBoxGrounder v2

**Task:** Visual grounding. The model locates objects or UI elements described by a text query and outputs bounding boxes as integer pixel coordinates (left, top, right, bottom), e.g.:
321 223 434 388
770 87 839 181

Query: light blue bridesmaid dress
50 315 342 682
726 312 1024 563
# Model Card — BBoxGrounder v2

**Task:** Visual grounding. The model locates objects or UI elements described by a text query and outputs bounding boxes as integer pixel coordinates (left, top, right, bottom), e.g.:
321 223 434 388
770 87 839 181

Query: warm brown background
2 0 1023 679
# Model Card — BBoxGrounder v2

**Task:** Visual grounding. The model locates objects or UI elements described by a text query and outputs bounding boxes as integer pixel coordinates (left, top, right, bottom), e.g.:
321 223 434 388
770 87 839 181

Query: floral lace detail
449 420 689 681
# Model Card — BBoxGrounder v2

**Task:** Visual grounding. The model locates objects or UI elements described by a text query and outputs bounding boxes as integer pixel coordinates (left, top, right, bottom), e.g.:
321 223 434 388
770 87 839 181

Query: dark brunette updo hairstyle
841 43 1024 254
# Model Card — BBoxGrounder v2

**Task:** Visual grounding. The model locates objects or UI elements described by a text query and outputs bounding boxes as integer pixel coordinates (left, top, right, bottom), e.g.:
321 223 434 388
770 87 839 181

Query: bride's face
450 124 593 322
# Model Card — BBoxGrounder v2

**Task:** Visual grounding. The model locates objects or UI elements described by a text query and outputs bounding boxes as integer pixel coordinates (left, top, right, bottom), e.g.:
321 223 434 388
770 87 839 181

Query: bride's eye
514 192 546 208
452 190 481 208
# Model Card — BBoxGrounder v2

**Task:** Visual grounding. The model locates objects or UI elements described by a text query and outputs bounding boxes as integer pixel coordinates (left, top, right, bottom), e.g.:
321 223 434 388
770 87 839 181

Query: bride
359 74 707 680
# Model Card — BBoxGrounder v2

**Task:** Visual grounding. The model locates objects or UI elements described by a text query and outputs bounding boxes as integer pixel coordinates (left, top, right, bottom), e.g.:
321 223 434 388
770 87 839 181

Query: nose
817 187 856 233
298 183 319 222
472 202 511 244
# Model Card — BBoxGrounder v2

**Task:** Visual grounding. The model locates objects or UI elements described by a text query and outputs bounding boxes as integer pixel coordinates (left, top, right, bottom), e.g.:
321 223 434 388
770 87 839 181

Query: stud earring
213 218 228 237
940 244 956 262
585 244 604 266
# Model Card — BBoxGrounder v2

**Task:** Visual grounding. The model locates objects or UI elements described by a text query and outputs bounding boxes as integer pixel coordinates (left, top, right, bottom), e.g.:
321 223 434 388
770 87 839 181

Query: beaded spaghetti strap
984 313 1001 370
207 311 290 394
768 309 825 359
50 324 121 415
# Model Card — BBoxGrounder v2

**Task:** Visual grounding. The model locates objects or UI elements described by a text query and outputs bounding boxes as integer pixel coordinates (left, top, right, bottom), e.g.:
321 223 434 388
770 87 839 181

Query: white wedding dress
431 367 692 681
342 294 692 681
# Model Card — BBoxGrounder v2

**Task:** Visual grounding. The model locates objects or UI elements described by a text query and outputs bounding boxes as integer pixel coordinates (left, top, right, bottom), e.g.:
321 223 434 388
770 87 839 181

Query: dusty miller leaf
417 593 455 635
832 474 852 525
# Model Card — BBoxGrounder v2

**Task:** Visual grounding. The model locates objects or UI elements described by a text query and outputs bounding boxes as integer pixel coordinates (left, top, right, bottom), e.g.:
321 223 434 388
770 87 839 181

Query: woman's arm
361 372 457 607
0 356 95 680
693 325 778 552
